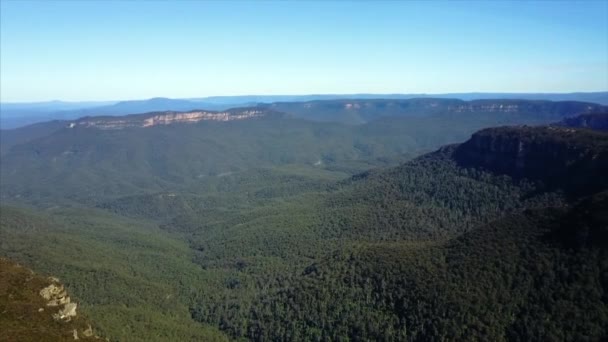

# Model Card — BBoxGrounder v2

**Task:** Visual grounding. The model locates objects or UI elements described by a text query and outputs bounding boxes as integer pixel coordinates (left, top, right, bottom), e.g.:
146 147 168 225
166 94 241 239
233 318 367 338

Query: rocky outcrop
0 258 104 341
54 302 78 321
453 126 608 197
40 282 72 307
39 281 79 321
69 109 268 130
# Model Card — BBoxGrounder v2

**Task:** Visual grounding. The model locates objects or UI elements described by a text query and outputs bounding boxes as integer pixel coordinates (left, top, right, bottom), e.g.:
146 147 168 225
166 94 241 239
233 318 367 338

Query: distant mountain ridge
0 98 248 129
191 91 608 105
69 107 274 130
2 92 607 128
269 98 606 123
7 98 605 131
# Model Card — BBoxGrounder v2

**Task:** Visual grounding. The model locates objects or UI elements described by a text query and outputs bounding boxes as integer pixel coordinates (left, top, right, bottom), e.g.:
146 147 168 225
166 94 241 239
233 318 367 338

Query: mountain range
2 99 605 205
1 99 607 341
2 92 607 129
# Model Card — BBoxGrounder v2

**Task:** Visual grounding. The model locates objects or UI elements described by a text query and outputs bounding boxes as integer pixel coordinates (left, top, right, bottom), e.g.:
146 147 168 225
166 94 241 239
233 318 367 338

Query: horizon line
2 90 608 104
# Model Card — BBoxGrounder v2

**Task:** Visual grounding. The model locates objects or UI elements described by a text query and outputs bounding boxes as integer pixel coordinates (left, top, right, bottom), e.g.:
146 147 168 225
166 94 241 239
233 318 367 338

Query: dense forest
1 103 607 341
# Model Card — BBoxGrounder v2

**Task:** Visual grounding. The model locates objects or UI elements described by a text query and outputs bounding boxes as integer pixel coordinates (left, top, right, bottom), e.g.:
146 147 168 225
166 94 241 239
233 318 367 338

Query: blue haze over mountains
1 92 607 129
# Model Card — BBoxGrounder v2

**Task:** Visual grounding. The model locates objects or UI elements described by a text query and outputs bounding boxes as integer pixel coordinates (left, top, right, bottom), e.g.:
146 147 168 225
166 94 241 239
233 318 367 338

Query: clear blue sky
1 0 607 102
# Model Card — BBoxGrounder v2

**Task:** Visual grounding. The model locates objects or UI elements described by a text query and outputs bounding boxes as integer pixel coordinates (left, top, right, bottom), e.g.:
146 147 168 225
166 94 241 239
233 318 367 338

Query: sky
0 0 607 102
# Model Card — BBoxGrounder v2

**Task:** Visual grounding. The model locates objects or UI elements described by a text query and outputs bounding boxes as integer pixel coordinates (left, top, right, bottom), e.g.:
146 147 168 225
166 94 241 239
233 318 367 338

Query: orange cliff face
70 110 266 130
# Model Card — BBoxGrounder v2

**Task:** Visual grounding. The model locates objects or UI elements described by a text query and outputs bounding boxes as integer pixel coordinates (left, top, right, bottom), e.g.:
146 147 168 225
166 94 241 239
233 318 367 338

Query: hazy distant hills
269 98 606 124
2 92 607 128
193 91 608 105
0 120 67 155
52 97 242 119
0 98 243 129
1 99 605 206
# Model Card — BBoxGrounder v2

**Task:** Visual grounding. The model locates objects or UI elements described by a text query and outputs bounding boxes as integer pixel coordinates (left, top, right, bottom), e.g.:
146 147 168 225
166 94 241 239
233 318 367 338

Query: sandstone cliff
68 108 271 130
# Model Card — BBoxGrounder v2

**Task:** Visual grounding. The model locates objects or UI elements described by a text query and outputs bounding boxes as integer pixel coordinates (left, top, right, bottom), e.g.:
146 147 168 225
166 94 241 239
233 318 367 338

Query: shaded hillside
0 120 66 155
453 125 608 196
0 258 103 341
100 134 572 274
557 112 608 131
179 125 607 340
243 192 608 341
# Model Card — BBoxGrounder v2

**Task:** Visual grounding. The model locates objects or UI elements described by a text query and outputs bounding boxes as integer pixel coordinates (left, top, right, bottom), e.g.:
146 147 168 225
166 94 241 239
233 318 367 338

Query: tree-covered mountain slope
95 124 606 340
0 120 66 155
0 206 229 342
243 191 608 341
0 116 378 205
2 99 603 207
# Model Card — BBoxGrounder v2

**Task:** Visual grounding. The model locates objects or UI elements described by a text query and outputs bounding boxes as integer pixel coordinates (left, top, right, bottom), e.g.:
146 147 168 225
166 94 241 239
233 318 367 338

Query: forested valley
1 100 607 341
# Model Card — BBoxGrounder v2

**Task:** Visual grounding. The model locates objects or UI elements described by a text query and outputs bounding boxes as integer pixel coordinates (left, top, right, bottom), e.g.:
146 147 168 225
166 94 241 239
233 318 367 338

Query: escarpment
453 126 608 196
68 108 270 130
557 112 608 131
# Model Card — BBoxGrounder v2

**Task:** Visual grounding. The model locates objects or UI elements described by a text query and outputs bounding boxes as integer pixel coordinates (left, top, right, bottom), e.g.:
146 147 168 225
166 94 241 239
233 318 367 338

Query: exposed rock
70 108 268 130
40 283 71 306
39 275 80 322
41 284 65 300
83 325 94 337
53 302 78 321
